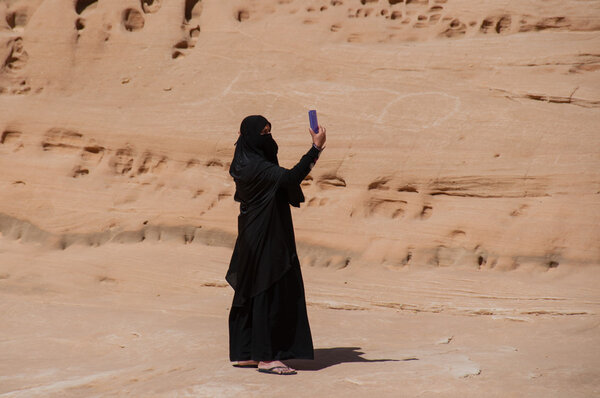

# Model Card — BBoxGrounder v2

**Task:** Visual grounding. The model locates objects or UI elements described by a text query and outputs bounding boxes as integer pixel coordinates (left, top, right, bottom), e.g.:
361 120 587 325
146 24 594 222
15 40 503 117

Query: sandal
258 366 297 375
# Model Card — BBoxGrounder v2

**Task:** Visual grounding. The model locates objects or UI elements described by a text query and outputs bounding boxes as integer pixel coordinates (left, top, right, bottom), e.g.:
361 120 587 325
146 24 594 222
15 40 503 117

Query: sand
1 0 599 396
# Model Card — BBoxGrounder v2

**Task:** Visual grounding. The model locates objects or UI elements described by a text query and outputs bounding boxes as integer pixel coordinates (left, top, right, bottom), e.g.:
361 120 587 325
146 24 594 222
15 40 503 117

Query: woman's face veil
238 115 278 164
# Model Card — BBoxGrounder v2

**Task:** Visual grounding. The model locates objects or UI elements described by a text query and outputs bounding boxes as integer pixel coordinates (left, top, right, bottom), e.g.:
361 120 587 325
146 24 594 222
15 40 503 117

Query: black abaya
229 262 313 361
226 115 320 362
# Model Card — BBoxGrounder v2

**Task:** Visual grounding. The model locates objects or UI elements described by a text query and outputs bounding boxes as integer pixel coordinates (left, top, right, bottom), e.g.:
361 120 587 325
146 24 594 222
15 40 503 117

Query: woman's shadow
286 347 415 371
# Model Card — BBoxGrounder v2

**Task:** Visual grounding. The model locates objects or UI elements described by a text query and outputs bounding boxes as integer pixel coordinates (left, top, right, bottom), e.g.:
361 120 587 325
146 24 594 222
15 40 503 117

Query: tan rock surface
0 0 599 396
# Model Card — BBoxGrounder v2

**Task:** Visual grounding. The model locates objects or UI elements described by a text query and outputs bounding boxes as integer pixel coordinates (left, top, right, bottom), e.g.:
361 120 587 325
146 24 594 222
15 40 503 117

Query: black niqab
230 115 278 177
240 115 278 164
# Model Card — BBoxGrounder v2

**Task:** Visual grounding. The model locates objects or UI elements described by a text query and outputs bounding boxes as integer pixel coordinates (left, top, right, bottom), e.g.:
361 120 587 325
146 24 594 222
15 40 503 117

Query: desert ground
1 0 599 396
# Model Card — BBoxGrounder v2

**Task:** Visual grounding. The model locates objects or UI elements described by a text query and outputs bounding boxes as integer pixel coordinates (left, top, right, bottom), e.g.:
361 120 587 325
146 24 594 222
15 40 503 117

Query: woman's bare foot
258 360 297 375
234 360 259 367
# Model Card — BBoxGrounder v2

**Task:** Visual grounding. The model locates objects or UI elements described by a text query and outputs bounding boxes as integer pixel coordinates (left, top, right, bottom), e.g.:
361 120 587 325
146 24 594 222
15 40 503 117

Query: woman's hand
309 125 326 150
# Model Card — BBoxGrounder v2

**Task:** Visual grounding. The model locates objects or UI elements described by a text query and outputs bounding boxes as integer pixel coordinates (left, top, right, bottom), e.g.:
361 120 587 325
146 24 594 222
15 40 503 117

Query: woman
226 115 326 375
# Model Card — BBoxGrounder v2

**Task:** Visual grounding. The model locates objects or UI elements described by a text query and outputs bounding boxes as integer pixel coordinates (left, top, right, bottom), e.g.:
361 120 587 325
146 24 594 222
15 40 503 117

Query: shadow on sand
285 347 416 371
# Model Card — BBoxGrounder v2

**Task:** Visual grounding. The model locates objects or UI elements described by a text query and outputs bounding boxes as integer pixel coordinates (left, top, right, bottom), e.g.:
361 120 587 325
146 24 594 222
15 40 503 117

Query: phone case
308 110 319 133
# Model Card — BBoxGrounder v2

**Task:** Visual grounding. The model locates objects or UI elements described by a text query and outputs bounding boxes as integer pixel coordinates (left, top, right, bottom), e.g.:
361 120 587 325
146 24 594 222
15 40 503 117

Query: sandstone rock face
0 0 598 270
1 2 599 397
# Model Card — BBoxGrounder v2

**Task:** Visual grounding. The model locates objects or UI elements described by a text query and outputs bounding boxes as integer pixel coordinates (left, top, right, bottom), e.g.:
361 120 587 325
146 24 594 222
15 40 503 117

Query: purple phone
308 110 319 133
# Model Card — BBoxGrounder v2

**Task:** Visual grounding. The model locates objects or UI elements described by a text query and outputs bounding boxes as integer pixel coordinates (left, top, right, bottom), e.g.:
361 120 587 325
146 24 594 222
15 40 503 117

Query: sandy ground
1 0 600 396
1 239 599 397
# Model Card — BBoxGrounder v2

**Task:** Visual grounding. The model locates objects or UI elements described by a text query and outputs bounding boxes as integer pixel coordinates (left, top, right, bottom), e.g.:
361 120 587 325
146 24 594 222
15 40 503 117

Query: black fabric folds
226 115 319 307
228 264 314 361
